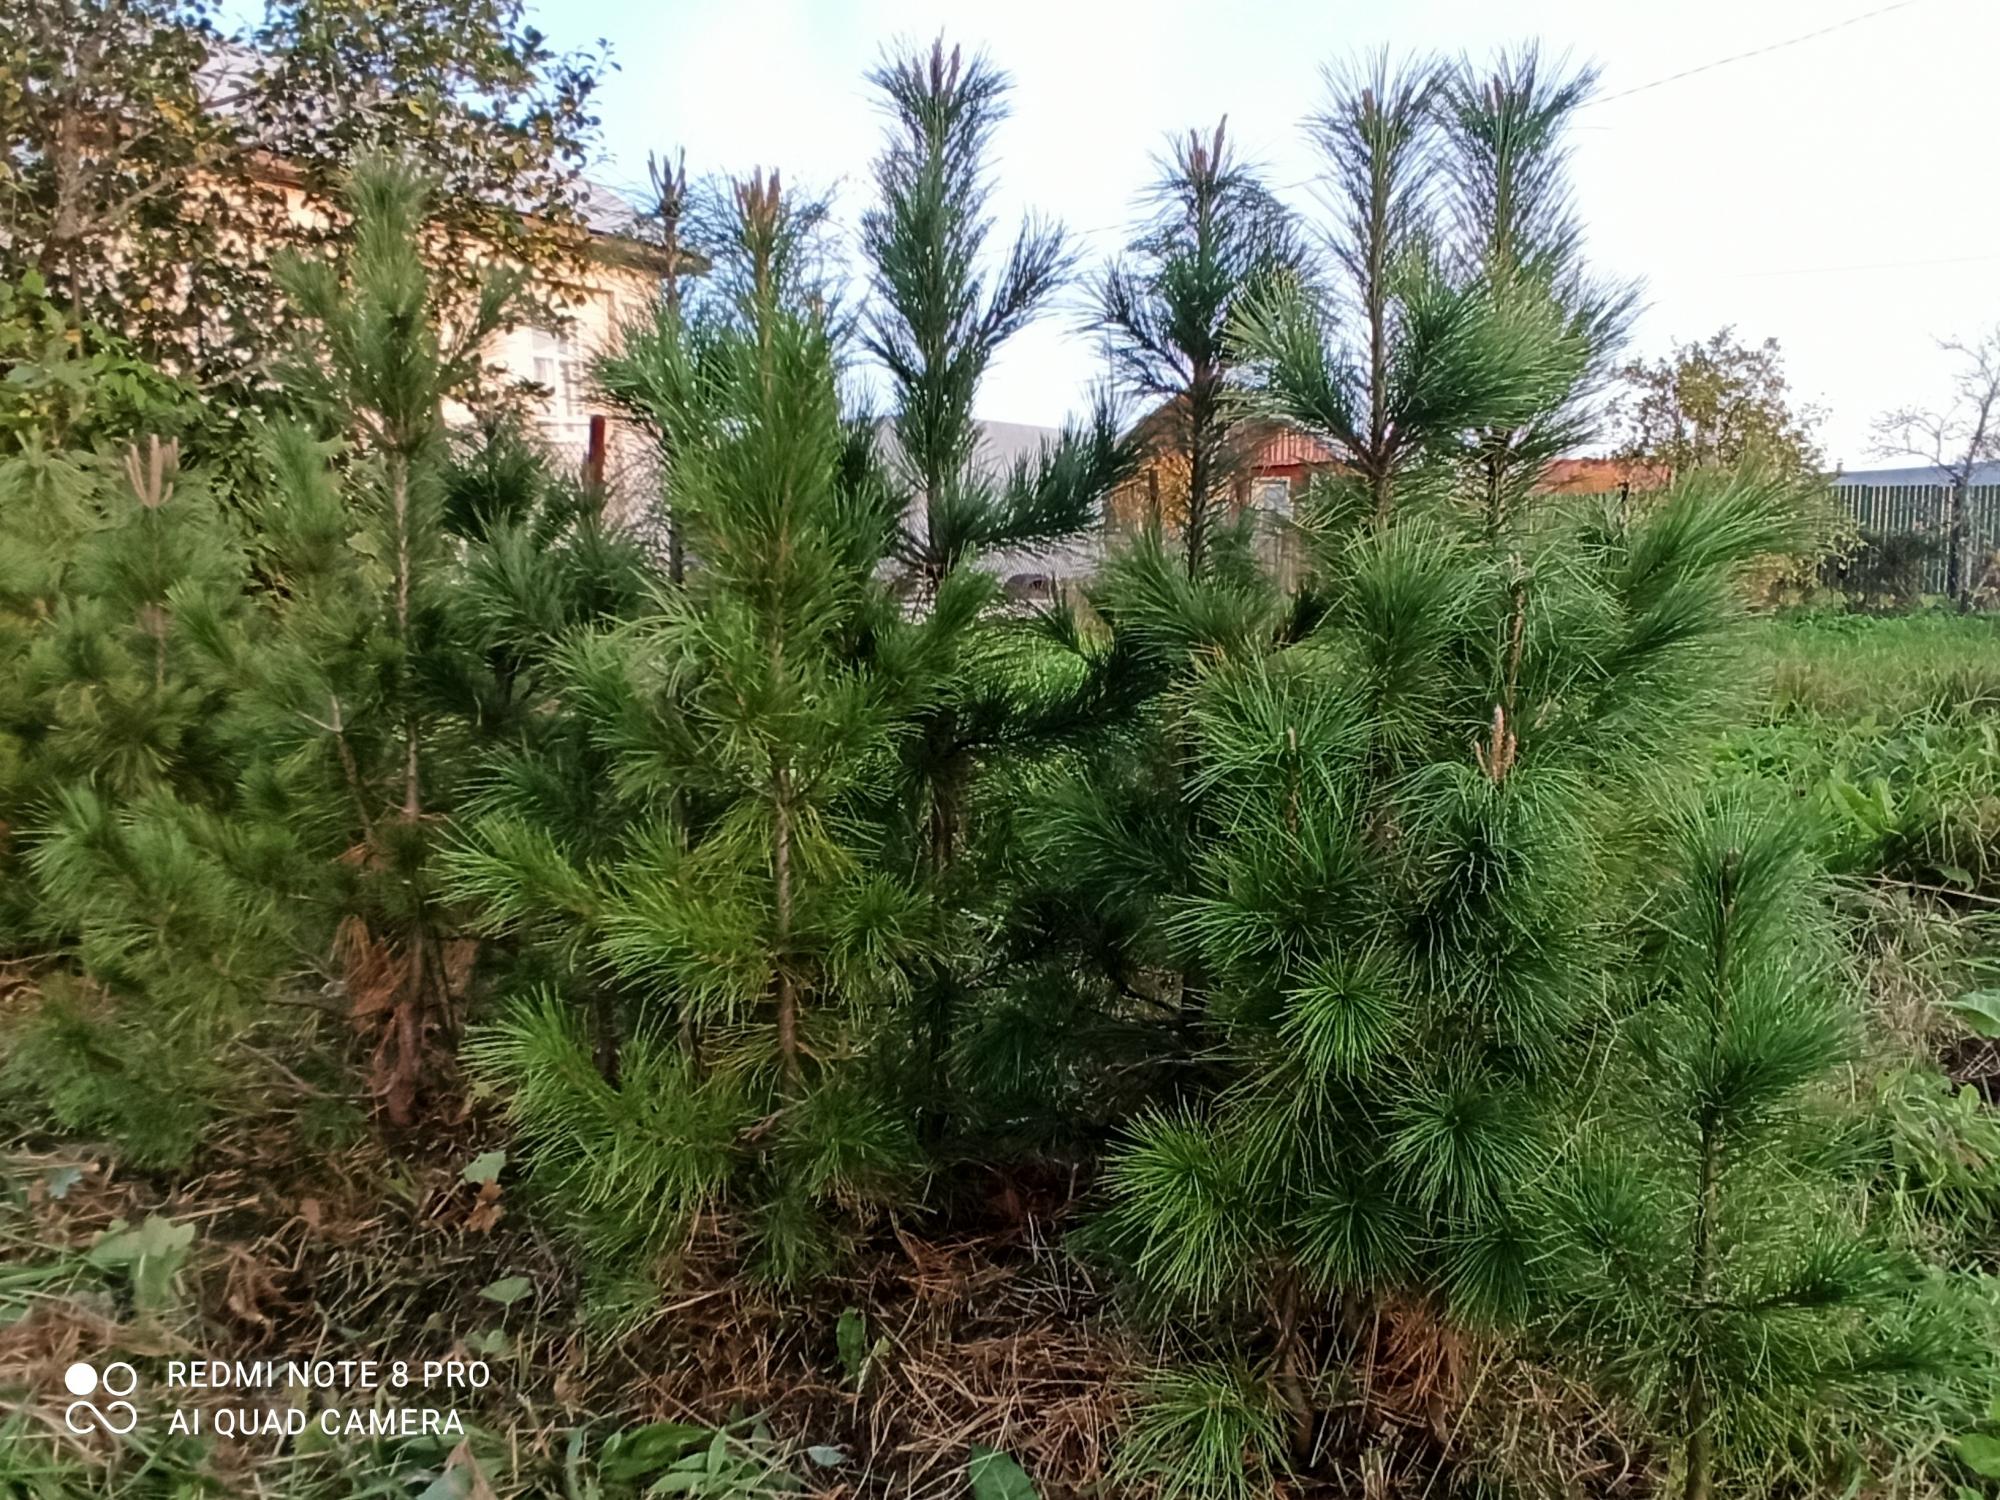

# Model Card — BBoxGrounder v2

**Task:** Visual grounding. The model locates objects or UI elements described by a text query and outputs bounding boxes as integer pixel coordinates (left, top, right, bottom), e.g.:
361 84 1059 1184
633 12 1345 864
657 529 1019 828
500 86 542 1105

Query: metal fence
1833 483 2000 595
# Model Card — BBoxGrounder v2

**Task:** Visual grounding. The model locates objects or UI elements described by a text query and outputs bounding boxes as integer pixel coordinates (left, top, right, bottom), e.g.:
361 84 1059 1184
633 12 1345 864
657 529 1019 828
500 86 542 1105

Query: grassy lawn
1727 610 2000 893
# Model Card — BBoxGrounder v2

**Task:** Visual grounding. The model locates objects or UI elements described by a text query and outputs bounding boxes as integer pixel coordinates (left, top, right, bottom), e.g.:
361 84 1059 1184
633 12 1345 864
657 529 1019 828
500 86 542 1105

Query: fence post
583 414 607 496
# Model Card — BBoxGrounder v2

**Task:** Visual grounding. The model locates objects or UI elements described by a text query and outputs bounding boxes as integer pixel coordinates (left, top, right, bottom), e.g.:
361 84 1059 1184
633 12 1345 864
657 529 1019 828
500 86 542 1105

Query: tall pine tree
1435 46 1635 532
454 171 950 1296
859 38 1133 1130
1233 52 1546 521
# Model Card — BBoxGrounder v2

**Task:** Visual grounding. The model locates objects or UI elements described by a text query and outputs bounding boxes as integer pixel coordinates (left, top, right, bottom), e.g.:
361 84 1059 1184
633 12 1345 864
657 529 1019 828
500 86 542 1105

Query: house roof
872 417 1068 477
1125 397 1338 471
1537 457 1671 494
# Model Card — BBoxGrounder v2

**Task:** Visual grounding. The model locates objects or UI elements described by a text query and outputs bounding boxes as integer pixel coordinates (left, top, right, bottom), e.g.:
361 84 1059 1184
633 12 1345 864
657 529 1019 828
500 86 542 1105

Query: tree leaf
835 1306 868 1384
1942 990 2000 1040
478 1275 532 1306
968 1444 1038 1500
41 1166 83 1201
88 1215 195 1311
462 1149 507 1185
1958 1431 2000 1478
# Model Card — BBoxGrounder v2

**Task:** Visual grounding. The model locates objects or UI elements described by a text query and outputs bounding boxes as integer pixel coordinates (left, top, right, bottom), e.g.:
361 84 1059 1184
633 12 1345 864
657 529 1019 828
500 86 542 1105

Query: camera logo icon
62 1361 139 1435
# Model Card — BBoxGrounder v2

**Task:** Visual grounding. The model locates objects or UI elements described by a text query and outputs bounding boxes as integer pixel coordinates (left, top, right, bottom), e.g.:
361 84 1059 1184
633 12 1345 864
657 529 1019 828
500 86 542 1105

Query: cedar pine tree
1090 118 1307 575
857 38 1135 1130
1082 465 1808 1482
1552 793 1975 1499
0 434 259 1162
454 171 954 1296
223 153 526 1125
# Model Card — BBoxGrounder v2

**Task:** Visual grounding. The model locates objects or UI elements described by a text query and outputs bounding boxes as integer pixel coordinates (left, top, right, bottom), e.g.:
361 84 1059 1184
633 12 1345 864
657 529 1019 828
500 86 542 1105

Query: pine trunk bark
1682 1122 1720 1500
1187 362 1215 577
773 761 799 1084
385 451 431 1128
1682 852 1737 1500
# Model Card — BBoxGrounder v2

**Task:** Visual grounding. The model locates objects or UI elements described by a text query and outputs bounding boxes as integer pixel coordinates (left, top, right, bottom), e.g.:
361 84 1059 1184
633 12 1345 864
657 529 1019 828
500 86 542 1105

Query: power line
1588 0 1929 105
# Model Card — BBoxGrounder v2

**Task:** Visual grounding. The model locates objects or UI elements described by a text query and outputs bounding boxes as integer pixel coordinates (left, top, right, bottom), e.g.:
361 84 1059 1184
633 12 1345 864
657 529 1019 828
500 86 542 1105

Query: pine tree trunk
1187 362 1215 577
1682 850 1738 1500
922 747 964 1125
390 454 420 817
1682 1122 1720 1500
658 221 688 588
1366 157 1392 523
593 988 621 1082
386 450 430 1127
1482 446 1506 540
773 760 799 1083
1269 1266 1315 1466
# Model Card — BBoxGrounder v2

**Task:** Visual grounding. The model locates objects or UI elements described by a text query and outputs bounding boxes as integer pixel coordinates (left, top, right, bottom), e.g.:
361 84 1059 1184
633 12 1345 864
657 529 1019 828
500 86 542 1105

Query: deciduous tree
1614 327 1825 482
0 0 253 362
1 0 608 393
1871 327 2000 608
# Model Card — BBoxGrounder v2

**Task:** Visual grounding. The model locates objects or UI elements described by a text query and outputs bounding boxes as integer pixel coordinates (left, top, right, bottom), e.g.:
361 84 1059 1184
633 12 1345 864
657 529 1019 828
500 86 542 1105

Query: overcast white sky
543 0 2000 466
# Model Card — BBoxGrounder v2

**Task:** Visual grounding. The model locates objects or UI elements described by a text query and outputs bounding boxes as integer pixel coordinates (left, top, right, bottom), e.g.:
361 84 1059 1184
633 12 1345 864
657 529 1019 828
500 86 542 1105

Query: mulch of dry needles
0 995 1644 1498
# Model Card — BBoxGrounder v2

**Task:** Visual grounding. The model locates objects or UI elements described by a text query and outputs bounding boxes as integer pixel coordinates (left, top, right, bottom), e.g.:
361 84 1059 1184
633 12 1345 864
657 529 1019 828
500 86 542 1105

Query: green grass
1722 611 2000 894
1750 610 2000 722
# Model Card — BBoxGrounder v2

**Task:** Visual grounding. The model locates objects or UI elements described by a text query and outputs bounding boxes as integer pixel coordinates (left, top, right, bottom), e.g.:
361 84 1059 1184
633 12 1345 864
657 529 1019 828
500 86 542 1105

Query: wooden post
583 413 607 495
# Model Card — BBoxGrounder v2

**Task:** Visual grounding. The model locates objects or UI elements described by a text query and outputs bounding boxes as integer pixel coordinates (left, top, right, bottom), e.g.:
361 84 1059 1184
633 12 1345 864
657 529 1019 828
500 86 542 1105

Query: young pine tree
862 38 1124 594
1234 52 1546 521
1435 47 1636 532
1068 460 1805 1483
455 173 946 1296
859 38 1135 1129
1 437 259 1161
598 154 843 585
1090 118 1306 574
226 154 527 1125
1552 794 1977 1499
1 436 245 884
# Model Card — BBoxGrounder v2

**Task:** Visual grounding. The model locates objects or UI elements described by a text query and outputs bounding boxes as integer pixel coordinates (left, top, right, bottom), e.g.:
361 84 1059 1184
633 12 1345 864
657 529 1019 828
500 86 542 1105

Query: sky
431 0 2000 467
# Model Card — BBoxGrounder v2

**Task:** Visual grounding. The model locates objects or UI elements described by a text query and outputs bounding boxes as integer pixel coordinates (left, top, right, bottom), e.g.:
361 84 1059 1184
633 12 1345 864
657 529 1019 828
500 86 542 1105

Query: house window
528 326 587 422
1250 477 1292 516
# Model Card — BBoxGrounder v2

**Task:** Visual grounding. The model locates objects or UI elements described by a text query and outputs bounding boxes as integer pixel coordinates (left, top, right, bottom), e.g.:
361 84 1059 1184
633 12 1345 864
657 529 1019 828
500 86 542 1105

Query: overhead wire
1586 0 1931 105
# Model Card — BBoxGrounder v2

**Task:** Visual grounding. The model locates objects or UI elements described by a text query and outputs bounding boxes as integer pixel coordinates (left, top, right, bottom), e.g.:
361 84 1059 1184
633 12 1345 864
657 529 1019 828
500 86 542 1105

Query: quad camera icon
62 1361 139 1435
